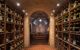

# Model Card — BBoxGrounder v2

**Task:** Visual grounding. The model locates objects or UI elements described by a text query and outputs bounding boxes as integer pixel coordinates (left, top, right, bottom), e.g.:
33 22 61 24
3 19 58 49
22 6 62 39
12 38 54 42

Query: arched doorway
30 11 49 45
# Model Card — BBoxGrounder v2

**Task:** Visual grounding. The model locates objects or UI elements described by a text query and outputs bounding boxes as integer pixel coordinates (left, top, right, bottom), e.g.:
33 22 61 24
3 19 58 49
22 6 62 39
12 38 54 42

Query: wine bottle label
10 46 13 50
64 29 66 31
0 16 3 20
73 16 76 19
64 20 66 22
0 29 3 32
14 13 16 16
7 18 8 21
6 39 9 42
74 3 76 7
67 39 69 41
73 27 75 31
11 19 13 22
73 40 76 45
63 10 66 14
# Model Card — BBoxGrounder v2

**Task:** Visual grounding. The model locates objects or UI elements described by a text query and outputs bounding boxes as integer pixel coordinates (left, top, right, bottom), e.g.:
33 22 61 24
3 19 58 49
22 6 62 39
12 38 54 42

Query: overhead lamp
25 12 28 16
39 19 42 22
52 10 55 13
17 2 20 6
57 3 60 7
22 10 25 13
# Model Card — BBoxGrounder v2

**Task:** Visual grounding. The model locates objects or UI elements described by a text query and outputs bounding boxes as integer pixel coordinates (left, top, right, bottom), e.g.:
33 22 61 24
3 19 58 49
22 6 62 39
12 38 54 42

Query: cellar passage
30 11 49 45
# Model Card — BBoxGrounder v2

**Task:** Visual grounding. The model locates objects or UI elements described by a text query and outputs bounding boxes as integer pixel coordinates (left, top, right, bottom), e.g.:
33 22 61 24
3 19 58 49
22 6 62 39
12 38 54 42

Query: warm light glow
52 10 55 13
39 19 42 22
17 2 20 6
25 12 28 15
22 10 25 13
57 3 60 7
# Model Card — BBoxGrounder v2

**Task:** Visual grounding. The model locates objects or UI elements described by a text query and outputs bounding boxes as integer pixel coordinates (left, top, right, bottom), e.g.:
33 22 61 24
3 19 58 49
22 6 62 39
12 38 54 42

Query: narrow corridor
24 45 56 50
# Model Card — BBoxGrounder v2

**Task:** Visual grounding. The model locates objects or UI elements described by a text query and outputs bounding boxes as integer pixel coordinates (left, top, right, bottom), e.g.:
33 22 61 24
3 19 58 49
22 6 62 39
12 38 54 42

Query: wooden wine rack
0 0 24 50
55 0 80 50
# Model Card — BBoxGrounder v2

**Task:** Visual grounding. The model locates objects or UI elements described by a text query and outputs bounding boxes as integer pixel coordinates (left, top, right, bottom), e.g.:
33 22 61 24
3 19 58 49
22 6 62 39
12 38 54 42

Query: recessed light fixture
22 10 25 13
25 12 28 16
39 19 42 22
57 3 60 7
52 10 55 13
17 2 20 6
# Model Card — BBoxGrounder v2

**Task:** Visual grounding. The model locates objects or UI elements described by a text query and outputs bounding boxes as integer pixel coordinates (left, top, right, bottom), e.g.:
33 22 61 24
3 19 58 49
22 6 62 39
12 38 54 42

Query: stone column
24 16 30 47
49 16 55 48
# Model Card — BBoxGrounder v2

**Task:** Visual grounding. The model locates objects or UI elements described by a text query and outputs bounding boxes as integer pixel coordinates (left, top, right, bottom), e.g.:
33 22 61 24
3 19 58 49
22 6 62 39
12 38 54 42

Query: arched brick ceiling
7 0 68 16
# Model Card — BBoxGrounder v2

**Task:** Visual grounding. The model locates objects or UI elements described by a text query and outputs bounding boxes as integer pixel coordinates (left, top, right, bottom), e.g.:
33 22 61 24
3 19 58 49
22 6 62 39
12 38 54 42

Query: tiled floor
24 45 56 50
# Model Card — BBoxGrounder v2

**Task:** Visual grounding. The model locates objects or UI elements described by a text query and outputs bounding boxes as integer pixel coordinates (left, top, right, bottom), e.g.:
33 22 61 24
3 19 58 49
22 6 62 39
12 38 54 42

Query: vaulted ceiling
7 0 69 16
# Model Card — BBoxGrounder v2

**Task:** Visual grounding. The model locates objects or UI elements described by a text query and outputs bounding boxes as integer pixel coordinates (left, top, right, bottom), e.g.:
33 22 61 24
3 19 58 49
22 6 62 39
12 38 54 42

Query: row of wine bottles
57 32 80 47
56 0 80 50
0 0 24 50
56 38 79 50
56 23 80 31
0 15 23 25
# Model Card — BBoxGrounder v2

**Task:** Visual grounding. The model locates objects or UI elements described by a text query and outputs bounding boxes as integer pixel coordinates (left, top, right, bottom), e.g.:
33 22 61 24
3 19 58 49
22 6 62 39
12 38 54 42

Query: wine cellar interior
0 0 80 50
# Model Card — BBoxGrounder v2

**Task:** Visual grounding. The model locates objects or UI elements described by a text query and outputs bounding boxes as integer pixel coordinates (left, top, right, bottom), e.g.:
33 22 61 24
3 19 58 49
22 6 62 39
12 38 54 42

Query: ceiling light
52 10 55 13
17 2 20 6
25 12 28 16
22 10 25 13
57 3 60 7
39 19 42 22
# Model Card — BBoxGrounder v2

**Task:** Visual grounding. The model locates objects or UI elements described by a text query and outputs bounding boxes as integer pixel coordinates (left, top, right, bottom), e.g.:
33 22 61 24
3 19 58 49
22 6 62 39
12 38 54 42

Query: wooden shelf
55 0 80 50
0 0 24 50
57 37 80 50
70 4 80 12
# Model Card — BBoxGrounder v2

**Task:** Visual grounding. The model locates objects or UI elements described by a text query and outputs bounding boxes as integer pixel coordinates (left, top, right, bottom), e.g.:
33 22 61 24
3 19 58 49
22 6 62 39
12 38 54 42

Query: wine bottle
10 46 14 50
11 19 13 23
7 18 9 22
63 28 66 31
64 37 66 40
73 1 78 8
73 13 76 20
0 28 3 32
6 38 9 43
73 40 76 45
0 15 3 21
